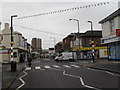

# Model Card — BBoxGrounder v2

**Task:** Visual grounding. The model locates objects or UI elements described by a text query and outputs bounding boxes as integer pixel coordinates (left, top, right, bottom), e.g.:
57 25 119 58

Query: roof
81 30 102 37
99 8 120 23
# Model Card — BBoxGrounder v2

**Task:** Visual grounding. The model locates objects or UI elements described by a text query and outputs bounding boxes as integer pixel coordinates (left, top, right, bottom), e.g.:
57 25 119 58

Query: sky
0 0 119 49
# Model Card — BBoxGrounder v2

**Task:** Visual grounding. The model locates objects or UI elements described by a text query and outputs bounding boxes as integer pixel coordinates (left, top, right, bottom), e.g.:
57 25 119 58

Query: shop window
13 52 17 58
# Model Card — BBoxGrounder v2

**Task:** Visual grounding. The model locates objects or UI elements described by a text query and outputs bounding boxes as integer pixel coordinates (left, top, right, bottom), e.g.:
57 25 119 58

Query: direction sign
0 34 3 42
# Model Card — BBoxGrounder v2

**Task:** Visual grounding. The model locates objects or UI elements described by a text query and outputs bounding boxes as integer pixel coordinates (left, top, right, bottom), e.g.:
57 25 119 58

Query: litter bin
11 61 17 72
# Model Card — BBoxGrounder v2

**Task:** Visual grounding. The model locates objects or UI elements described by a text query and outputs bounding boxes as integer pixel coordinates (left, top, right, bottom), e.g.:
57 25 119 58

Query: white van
55 52 77 62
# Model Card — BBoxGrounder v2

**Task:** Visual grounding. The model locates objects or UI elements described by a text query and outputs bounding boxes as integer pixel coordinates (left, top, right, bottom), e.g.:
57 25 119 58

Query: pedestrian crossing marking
70 65 80 68
35 66 41 69
63 65 71 68
44 66 51 69
25 67 31 70
53 65 60 68
25 64 81 70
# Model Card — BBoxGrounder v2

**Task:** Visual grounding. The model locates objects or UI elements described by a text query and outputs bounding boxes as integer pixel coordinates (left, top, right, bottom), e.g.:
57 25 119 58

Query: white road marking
53 65 60 68
33 61 40 63
70 65 80 68
87 67 120 76
16 71 28 90
63 65 71 68
35 66 41 70
44 66 51 69
62 70 100 90
69 62 76 64
43 59 50 60
25 67 32 70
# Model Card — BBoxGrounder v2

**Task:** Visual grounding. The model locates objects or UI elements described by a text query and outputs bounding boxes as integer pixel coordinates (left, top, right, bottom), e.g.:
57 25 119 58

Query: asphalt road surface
9 58 119 89
0 63 2 90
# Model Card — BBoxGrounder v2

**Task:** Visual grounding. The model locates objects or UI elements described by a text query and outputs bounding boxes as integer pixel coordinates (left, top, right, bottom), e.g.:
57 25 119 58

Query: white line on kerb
16 71 28 90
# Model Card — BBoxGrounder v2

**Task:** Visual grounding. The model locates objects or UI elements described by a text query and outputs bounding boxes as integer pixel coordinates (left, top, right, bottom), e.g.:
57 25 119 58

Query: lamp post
87 21 95 63
10 15 18 72
69 19 80 60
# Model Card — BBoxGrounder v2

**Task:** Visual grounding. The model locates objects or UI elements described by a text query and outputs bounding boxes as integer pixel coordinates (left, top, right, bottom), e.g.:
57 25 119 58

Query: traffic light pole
10 15 17 72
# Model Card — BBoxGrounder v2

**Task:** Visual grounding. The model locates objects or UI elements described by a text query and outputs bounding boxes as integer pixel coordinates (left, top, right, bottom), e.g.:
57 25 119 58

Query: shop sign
101 35 120 44
72 46 108 51
116 29 120 36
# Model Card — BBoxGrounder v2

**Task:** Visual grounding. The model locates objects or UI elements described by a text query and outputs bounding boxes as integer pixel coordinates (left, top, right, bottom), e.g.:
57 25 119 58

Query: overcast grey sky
1 0 119 49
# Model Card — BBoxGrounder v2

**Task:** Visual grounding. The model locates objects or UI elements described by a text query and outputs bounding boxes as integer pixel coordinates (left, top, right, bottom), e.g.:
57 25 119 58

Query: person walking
27 56 32 67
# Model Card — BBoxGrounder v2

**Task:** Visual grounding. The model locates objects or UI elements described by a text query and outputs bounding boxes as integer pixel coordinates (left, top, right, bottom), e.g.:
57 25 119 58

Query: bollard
11 61 17 72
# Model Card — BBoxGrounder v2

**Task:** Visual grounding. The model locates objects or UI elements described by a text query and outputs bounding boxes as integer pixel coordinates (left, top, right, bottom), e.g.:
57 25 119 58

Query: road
0 63 2 90
9 58 119 89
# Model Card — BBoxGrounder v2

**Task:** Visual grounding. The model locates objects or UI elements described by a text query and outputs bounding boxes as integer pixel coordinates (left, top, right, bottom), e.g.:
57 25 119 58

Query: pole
88 21 95 63
69 19 80 60
10 15 17 72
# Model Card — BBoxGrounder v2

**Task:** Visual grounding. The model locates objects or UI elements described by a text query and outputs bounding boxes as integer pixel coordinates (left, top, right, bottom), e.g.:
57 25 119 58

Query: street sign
116 29 120 36
0 34 3 42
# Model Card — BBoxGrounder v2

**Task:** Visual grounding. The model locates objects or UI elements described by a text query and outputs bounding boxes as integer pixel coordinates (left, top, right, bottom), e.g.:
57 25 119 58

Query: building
55 41 63 54
31 38 42 54
62 33 79 52
0 23 28 63
70 31 103 59
99 8 120 60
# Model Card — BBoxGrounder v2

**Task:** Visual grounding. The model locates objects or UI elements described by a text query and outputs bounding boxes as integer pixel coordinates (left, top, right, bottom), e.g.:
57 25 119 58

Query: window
13 52 17 58
110 19 115 33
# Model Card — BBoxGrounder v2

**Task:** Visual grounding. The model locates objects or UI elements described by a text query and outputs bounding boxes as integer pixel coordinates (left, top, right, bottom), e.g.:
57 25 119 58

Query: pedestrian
27 56 32 67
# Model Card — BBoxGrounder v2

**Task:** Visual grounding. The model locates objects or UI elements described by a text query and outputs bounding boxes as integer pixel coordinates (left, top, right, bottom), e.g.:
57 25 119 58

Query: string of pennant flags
17 2 109 19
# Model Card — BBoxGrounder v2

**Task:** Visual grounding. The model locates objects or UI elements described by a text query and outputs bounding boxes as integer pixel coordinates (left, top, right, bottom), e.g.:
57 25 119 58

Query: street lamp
10 15 18 72
87 20 95 63
69 19 80 60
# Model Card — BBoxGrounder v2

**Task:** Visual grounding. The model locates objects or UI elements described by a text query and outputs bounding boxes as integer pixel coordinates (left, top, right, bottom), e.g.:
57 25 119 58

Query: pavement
2 62 25 90
0 63 2 90
76 59 120 75
1 58 120 90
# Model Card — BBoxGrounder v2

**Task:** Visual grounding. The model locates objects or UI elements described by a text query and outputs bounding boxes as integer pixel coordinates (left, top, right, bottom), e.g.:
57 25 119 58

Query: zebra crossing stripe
25 67 31 70
70 65 80 68
35 66 41 70
63 65 71 68
53 65 60 68
44 66 51 69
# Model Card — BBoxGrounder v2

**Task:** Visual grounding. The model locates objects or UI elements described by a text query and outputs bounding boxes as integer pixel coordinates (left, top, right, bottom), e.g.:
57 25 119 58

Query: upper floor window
110 19 115 33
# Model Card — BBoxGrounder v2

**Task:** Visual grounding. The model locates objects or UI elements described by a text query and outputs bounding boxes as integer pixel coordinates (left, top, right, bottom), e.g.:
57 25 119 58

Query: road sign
0 34 3 42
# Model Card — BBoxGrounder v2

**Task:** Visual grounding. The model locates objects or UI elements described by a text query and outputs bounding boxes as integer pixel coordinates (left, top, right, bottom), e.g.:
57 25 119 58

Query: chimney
4 23 9 29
